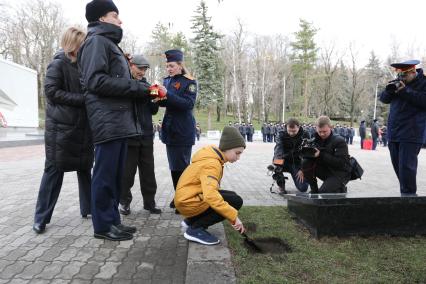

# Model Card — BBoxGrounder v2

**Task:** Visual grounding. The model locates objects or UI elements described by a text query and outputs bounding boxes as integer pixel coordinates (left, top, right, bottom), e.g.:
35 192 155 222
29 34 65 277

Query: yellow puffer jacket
174 145 238 223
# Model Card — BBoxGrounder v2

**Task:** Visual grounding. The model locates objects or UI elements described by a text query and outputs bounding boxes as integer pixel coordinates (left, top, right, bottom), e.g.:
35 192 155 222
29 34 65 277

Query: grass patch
224 206 426 283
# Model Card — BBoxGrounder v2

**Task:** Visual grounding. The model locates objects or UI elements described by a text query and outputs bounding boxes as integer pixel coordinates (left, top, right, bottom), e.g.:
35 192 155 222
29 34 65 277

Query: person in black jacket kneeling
33 27 93 234
273 118 310 193
302 116 352 194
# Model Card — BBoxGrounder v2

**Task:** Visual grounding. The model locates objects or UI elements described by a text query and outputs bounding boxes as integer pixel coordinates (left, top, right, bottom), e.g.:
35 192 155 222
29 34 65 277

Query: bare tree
121 31 142 56
347 44 365 126
316 42 341 115
229 20 248 123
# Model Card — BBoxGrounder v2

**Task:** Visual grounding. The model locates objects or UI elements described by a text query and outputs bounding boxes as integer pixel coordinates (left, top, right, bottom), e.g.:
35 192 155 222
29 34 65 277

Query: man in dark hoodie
273 118 310 193
78 0 163 241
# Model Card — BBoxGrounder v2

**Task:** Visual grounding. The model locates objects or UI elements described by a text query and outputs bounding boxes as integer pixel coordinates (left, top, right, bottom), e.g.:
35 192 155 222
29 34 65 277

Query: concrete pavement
0 138 425 283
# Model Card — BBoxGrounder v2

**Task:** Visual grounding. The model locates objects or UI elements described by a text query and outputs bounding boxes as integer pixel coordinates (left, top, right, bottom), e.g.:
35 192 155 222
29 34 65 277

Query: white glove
232 217 245 234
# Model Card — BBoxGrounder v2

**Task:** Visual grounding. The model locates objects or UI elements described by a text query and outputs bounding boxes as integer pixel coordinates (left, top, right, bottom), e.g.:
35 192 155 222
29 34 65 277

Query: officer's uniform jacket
160 74 197 146
380 68 426 143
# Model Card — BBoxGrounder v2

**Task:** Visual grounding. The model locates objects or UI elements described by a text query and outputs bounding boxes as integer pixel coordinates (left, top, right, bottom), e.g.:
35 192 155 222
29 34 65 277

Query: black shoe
94 225 133 241
119 204 130 215
33 223 46 234
144 206 162 214
115 224 137 234
169 200 175 208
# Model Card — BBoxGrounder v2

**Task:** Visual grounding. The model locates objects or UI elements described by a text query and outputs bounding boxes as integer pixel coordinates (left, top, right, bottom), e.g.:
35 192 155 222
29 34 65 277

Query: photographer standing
302 116 352 193
379 60 426 194
273 118 310 192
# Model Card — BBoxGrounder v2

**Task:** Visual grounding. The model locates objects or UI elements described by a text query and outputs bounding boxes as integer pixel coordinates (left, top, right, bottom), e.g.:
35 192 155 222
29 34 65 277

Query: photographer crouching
271 118 310 193
301 116 352 194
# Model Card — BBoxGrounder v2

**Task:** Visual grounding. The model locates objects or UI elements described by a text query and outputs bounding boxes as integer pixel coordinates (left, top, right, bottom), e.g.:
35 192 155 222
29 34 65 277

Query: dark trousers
34 162 91 225
349 136 353 145
388 142 422 194
302 159 349 193
282 163 309 192
186 190 243 229
91 139 127 233
372 138 378 150
120 139 157 208
262 134 267 142
360 137 365 149
382 137 388 147
247 134 253 142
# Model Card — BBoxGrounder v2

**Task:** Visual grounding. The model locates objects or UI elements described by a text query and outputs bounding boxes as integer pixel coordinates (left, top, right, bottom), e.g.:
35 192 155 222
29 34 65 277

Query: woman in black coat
33 27 94 234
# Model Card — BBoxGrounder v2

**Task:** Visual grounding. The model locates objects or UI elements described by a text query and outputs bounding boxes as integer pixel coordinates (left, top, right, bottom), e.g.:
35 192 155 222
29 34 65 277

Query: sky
26 0 426 66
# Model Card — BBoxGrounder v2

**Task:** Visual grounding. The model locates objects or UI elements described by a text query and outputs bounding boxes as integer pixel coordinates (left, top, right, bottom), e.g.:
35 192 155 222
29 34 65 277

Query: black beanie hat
219 126 246 151
85 0 119 23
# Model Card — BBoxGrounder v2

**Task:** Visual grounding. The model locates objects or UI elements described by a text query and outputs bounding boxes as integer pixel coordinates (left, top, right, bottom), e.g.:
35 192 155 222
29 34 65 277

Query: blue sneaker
184 227 220 245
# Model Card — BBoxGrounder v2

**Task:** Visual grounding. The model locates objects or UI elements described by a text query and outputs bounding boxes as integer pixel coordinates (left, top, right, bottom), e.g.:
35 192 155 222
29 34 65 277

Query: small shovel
242 232 262 253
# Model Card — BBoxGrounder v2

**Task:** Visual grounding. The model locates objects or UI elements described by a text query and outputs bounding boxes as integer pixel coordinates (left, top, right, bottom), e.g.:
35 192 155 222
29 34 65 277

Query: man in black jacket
78 0 161 241
302 116 352 193
371 119 379 150
273 118 310 192
119 54 161 216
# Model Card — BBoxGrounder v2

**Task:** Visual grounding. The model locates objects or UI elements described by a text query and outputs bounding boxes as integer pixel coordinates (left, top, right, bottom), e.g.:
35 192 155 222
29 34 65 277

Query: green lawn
224 206 426 284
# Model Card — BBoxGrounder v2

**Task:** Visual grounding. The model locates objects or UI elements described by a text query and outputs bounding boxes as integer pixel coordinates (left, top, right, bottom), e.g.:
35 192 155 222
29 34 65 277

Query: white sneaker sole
181 220 189 229
184 232 220 245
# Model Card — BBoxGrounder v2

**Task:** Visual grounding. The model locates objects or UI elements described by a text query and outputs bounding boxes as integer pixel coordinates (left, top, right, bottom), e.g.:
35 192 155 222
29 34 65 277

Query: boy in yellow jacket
175 126 246 245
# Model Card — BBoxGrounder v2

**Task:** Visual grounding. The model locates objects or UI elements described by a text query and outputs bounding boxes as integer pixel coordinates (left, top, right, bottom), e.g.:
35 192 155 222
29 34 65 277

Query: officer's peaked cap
390 59 420 71
165 49 184 62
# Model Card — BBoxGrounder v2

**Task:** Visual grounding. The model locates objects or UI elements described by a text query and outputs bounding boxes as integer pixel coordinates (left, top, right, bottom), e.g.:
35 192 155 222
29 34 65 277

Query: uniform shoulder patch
188 83 197 93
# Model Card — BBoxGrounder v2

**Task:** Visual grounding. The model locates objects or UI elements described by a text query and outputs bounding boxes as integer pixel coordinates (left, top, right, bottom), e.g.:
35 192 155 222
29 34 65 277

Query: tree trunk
261 57 266 122
303 69 309 117
207 105 212 130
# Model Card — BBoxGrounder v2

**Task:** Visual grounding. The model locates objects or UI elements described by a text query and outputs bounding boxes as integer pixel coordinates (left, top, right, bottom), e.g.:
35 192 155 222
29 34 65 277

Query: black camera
299 138 319 158
385 75 403 93
267 164 288 194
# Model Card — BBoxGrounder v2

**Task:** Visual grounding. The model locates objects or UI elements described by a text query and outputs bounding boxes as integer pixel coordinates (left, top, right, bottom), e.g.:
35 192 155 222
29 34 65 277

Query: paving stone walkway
0 138 425 283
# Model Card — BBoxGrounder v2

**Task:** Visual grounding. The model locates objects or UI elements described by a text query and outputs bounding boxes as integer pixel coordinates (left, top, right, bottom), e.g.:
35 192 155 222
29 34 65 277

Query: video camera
267 163 288 194
385 74 404 93
299 137 319 158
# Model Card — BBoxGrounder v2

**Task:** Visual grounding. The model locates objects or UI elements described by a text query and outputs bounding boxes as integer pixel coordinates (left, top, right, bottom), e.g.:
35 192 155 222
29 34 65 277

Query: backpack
349 156 364 180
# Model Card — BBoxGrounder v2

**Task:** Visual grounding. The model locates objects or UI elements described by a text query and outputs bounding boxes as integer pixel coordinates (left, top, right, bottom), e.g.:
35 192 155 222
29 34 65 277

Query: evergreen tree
365 51 386 121
191 0 223 129
290 19 318 117
146 23 191 83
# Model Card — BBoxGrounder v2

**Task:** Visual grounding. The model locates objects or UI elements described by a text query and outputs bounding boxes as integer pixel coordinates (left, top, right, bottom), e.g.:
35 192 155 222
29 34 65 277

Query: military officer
379 59 426 194
158 49 197 210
